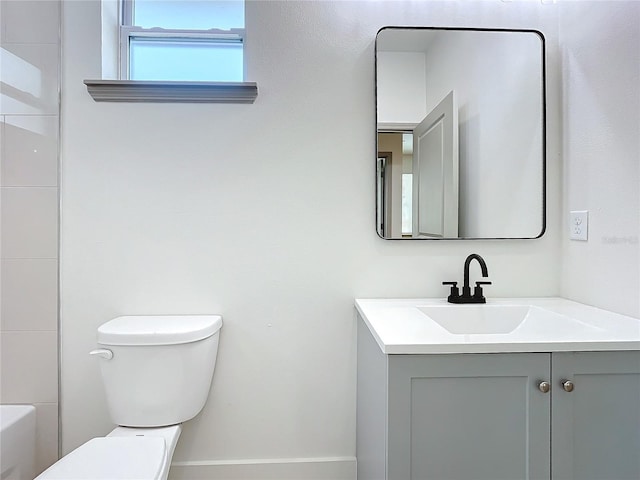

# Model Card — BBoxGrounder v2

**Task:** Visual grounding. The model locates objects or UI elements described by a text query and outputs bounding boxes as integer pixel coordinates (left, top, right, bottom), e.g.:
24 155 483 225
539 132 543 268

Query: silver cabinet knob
562 380 574 392
538 381 550 393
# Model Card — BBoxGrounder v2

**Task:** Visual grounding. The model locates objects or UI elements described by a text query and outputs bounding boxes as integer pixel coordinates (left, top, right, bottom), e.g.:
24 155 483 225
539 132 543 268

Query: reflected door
412 91 459 238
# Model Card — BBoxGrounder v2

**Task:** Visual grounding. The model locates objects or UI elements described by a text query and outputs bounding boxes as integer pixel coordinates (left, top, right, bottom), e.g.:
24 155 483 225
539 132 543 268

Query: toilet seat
35 437 166 479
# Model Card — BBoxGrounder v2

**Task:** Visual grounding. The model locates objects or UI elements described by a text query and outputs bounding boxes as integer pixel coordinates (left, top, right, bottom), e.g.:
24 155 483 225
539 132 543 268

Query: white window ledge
84 80 258 103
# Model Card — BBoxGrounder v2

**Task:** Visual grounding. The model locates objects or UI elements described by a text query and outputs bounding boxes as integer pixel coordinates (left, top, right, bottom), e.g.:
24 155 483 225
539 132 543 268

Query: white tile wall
1 258 58 330
1 116 58 186
0 0 60 473
2 1 60 45
0 1 4 44
0 331 58 403
0 43 60 115
0 115 4 182
34 403 59 476
1 187 58 258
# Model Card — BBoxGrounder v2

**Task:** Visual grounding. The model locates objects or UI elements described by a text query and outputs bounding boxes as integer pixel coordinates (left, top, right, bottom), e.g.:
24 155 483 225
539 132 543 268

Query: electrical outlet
569 211 588 241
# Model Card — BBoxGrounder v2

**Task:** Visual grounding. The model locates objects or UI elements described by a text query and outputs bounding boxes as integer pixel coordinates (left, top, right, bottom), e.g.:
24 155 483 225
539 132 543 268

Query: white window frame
119 0 245 81
84 0 257 103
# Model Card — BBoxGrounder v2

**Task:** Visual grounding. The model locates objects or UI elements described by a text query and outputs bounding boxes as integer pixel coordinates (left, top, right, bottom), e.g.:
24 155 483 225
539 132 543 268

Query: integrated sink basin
355 298 640 354
417 305 532 334
416 304 598 335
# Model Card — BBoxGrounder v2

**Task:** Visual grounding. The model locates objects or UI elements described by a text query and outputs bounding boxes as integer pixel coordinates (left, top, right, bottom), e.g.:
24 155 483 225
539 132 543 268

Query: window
86 0 256 102
120 0 244 82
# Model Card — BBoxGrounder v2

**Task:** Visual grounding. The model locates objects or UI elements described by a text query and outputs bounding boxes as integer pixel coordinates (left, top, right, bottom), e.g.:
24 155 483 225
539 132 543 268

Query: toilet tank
93 315 222 427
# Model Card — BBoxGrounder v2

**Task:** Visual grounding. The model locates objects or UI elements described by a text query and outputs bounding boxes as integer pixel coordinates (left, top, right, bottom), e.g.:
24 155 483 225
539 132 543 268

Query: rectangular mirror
376 27 546 239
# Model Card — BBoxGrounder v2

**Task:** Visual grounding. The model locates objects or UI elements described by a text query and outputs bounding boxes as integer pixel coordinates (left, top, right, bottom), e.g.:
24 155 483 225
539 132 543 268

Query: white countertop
355 297 640 354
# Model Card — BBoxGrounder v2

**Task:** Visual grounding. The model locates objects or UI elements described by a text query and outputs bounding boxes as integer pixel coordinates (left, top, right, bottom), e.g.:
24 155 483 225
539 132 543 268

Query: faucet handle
473 281 492 302
443 281 460 302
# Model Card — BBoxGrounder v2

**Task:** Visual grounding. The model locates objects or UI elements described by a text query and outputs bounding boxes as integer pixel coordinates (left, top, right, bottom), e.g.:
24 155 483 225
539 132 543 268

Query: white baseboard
169 456 357 480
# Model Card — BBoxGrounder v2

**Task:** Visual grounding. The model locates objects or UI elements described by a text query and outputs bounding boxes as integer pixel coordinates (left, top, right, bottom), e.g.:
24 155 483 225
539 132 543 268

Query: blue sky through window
133 0 244 30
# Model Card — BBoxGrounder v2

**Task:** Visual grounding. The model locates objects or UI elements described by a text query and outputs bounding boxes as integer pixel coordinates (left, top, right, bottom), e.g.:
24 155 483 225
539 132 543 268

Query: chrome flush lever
89 348 113 360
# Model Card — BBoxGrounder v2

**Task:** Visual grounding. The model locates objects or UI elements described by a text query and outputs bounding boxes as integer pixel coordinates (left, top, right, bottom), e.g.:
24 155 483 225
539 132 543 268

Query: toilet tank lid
97 315 222 346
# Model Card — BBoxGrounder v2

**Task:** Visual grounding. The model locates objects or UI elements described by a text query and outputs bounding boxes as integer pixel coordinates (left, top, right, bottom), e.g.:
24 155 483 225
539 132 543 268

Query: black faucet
443 254 492 304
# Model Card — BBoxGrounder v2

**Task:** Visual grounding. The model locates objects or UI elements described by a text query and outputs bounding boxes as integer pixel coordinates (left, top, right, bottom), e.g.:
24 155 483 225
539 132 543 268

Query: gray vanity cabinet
387 352 551 480
357 319 640 480
551 351 640 480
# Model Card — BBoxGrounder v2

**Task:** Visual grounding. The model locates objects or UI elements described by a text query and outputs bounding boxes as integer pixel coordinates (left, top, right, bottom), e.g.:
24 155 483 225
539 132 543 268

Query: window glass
402 173 413 235
133 0 244 30
130 39 243 81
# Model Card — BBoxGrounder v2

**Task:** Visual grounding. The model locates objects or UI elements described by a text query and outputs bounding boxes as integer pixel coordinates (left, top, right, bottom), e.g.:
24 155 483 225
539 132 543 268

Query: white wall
559 1 640 318
377 51 427 124
60 1 562 477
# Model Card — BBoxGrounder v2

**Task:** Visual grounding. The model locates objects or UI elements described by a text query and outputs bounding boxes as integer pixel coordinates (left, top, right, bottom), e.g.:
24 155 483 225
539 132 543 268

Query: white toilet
37 314 222 480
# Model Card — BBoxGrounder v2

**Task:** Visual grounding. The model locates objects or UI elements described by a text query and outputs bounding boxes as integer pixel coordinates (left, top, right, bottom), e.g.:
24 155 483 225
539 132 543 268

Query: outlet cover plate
569 210 588 241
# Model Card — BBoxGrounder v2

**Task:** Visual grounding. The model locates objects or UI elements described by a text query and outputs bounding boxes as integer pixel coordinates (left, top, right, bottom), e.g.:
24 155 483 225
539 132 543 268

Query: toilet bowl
36 315 222 480
35 425 181 480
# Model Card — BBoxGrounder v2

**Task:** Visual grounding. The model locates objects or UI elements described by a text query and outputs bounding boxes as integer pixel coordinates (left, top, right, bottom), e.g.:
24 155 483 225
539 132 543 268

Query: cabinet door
552 351 640 480
388 354 551 480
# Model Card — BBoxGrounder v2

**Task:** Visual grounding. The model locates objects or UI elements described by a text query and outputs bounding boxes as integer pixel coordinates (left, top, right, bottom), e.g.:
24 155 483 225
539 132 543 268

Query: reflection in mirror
376 27 545 239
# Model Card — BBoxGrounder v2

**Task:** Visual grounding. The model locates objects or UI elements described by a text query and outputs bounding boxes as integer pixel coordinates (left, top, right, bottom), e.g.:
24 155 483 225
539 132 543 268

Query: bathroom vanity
355 298 640 480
